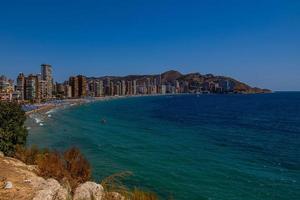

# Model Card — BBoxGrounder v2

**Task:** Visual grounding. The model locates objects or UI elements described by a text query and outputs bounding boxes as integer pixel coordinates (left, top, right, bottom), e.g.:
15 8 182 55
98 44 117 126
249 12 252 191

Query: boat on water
100 118 107 124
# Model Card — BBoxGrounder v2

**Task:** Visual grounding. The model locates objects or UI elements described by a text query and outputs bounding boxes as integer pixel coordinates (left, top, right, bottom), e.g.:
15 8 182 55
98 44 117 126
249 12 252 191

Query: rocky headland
0 152 123 200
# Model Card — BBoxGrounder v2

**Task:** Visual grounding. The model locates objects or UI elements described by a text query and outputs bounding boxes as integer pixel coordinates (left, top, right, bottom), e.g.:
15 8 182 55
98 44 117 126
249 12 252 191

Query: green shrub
0 101 28 156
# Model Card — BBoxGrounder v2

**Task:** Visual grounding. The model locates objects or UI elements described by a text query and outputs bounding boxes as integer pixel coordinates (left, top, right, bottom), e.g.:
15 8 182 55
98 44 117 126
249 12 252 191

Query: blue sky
0 0 299 91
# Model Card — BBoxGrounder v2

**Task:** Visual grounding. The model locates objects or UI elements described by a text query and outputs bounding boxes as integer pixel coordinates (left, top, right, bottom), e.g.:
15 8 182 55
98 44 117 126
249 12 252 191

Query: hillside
88 70 271 94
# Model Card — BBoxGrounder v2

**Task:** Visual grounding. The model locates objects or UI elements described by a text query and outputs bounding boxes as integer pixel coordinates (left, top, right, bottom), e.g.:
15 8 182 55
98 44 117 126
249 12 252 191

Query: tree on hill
0 101 28 156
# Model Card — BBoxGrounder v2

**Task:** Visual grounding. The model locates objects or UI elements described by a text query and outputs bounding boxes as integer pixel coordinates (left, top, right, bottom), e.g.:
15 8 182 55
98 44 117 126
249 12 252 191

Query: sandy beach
24 95 128 116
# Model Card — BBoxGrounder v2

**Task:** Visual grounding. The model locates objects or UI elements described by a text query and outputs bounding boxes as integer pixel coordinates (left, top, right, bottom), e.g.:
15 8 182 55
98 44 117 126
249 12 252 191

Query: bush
63 147 91 189
16 146 91 192
101 172 159 200
15 144 44 165
0 101 28 156
131 188 158 200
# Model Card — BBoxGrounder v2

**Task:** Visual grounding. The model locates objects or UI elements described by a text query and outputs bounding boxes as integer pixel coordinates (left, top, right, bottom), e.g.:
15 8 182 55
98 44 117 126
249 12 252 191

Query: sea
27 92 300 200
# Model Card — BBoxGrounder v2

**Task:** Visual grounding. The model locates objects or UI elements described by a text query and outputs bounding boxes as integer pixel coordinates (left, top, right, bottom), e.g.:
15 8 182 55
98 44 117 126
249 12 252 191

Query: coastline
25 96 126 116
24 93 172 116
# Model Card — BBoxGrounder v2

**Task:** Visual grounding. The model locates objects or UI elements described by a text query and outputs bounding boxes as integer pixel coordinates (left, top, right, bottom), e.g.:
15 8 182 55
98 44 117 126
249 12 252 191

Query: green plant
0 101 28 156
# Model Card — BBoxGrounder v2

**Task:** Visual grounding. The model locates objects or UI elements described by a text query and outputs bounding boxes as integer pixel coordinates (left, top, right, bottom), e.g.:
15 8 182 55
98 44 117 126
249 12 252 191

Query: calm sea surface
27 93 300 200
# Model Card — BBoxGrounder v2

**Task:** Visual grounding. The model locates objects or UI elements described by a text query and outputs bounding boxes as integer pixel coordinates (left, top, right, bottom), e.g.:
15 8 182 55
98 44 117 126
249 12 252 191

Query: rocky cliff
0 153 123 200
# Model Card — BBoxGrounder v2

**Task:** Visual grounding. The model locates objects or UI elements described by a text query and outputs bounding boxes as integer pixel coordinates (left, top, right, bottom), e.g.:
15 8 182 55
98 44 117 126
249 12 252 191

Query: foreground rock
0 156 69 200
0 155 124 200
73 181 104 200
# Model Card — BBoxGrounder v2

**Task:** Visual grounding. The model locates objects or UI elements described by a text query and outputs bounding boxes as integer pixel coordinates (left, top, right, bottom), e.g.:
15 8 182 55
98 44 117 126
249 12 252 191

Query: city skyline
0 0 300 91
0 64 271 102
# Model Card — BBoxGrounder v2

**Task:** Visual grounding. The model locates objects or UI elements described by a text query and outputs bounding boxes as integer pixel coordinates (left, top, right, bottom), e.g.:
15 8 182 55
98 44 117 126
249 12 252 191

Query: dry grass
101 172 159 200
14 145 91 192
15 146 167 199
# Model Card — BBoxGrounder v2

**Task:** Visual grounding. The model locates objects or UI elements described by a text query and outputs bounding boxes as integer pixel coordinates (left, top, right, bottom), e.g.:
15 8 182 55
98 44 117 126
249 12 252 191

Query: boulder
4 181 13 189
33 178 68 200
73 181 104 200
0 151 4 157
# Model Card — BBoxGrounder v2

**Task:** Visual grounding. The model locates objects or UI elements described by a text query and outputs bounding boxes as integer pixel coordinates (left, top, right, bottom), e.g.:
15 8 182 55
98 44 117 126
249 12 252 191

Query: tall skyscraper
25 74 39 101
94 80 103 97
77 75 87 97
41 64 53 99
121 80 126 96
109 80 114 96
133 80 137 95
69 76 79 98
16 73 25 100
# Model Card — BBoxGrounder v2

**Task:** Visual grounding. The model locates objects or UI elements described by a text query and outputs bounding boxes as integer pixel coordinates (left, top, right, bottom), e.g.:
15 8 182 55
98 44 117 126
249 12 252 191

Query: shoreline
25 95 125 116
24 93 173 116
25 91 269 117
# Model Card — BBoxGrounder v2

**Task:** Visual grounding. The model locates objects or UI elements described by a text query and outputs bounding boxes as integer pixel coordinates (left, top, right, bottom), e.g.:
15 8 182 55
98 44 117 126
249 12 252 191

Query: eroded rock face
0 155 124 200
73 181 104 200
32 178 69 200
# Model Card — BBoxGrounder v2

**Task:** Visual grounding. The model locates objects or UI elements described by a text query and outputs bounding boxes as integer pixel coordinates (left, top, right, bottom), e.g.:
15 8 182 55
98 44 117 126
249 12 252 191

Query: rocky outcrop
32 178 69 200
73 181 104 200
0 155 124 200
0 155 69 200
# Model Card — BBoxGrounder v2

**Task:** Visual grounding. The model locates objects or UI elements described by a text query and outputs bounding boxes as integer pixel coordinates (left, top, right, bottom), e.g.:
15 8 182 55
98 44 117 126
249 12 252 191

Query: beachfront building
64 85 72 98
121 80 126 96
69 76 79 98
77 75 87 97
41 64 53 99
0 75 14 101
87 79 103 97
109 80 114 96
69 75 87 98
16 73 25 101
161 84 166 94
94 80 103 97
24 74 40 101
133 80 137 95
126 80 132 95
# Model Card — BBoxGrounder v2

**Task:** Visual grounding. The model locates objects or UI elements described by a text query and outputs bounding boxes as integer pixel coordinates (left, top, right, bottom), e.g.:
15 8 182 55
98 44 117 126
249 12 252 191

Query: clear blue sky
0 0 299 91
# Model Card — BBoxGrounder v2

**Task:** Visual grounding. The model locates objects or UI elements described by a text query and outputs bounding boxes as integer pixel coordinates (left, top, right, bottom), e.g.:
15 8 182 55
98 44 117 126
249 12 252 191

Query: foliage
63 147 92 189
130 188 158 200
101 172 159 200
0 101 28 156
15 145 91 192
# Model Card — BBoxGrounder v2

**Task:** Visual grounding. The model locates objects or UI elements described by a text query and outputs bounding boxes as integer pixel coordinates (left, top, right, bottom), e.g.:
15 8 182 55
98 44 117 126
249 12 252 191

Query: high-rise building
69 76 79 98
126 80 132 95
69 75 87 98
133 80 137 95
94 80 103 97
16 73 25 100
109 81 114 96
121 80 126 96
25 74 39 101
64 85 72 98
161 84 166 94
77 75 87 97
41 64 53 99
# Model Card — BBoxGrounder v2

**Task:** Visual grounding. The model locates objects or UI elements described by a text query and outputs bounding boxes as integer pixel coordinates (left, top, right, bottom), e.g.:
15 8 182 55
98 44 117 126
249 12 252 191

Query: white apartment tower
41 64 53 99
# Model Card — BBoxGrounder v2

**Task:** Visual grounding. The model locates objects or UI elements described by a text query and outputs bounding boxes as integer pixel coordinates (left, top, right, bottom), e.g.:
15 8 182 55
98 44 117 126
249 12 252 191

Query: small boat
100 118 107 124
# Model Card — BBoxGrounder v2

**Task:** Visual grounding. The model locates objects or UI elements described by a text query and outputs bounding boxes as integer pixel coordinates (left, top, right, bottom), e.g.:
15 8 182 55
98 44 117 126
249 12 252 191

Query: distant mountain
161 70 182 82
87 70 271 94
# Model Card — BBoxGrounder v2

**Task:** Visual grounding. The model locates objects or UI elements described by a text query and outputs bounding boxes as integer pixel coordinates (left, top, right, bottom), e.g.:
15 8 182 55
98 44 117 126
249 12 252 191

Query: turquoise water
28 93 300 200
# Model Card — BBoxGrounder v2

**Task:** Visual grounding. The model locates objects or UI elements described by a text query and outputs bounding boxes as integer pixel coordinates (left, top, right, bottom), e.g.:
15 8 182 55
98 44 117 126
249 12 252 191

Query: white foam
34 118 42 123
